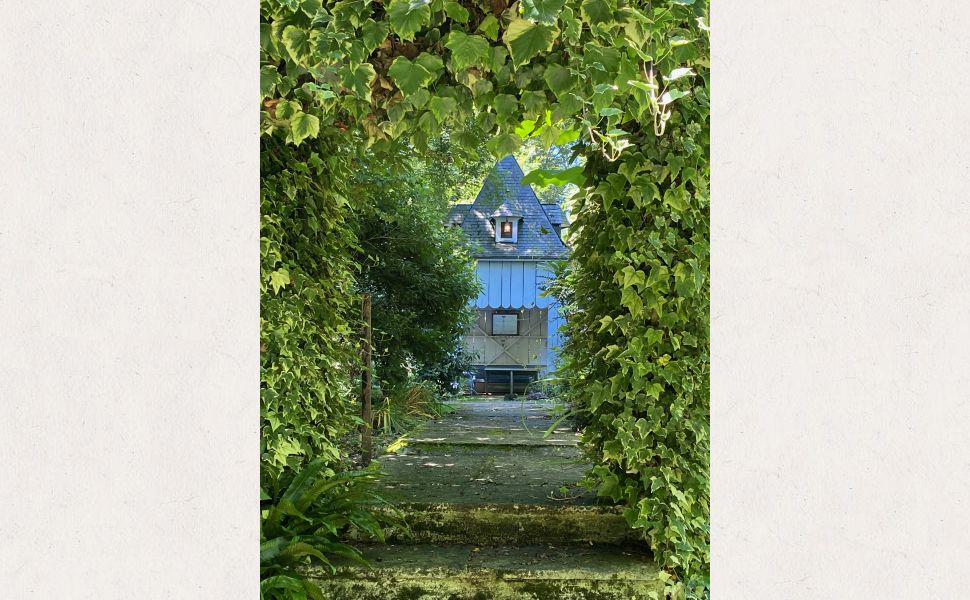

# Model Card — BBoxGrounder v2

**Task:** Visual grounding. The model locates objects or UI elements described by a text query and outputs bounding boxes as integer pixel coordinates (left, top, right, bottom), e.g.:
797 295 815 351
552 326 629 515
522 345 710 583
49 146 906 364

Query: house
447 155 569 395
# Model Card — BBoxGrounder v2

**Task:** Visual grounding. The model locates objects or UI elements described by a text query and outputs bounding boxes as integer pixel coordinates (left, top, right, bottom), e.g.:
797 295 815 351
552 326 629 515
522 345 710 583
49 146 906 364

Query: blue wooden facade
447 156 569 393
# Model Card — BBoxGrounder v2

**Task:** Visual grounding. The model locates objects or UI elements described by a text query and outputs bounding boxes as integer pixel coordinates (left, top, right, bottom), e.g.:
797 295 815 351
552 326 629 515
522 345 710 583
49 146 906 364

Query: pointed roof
447 155 568 260
541 203 567 226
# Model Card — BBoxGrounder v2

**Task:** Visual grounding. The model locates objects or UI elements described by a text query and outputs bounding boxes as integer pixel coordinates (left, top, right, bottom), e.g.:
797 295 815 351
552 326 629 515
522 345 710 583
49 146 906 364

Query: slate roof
541 203 567 226
446 155 569 260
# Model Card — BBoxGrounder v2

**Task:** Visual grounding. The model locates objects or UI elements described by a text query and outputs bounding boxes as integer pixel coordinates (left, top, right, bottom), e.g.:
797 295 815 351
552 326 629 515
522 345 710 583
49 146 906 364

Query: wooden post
360 295 373 466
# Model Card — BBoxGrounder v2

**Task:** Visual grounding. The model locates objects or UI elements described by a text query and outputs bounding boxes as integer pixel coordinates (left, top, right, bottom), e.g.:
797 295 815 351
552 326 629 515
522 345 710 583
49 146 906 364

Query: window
494 218 518 243
491 313 518 335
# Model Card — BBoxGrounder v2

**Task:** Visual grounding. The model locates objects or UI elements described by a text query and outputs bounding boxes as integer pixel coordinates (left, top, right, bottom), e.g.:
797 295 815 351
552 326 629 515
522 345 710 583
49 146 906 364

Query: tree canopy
353 142 481 390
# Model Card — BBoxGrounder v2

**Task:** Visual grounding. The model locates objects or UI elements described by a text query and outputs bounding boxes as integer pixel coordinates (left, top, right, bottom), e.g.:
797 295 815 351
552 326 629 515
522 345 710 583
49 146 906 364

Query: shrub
374 381 451 436
260 459 398 600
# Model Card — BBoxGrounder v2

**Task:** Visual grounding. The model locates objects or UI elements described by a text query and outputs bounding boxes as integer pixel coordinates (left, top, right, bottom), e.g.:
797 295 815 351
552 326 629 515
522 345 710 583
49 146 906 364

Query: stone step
360 502 641 546
310 543 663 600
406 429 578 447
376 444 597 505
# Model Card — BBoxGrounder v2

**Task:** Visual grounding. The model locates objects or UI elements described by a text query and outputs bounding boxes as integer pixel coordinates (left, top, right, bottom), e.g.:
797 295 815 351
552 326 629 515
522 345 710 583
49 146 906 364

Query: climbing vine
260 0 709 594
260 133 361 486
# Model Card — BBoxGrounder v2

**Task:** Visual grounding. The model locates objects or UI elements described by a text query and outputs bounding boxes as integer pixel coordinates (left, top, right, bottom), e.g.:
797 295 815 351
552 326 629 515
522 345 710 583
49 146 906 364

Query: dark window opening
477 369 538 395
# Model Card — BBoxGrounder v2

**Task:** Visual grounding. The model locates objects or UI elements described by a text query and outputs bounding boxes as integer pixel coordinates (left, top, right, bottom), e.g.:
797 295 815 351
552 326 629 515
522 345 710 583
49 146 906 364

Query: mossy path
312 399 663 599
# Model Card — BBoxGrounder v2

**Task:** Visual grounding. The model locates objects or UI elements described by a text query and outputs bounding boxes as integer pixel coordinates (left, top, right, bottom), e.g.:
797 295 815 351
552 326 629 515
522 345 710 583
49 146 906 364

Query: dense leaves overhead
260 0 709 594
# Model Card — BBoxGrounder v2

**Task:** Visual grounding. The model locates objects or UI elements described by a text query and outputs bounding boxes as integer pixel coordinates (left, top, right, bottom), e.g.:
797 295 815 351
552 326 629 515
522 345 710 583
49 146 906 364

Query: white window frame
494 218 518 243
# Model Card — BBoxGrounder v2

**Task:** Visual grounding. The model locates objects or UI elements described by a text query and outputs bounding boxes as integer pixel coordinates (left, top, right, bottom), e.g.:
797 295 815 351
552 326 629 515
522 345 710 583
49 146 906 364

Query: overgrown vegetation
260 0 709 597
354 144 481 390
260 460 399 600
374 381 453 436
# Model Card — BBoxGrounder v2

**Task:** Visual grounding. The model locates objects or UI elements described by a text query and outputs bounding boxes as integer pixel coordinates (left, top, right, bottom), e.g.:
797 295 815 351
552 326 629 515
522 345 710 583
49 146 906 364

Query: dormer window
494 217 519 243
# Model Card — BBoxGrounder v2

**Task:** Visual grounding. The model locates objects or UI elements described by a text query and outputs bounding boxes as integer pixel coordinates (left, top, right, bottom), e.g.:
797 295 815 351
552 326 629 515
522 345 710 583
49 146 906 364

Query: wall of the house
466 259 565 375
473 260 554 310
465 307 548 369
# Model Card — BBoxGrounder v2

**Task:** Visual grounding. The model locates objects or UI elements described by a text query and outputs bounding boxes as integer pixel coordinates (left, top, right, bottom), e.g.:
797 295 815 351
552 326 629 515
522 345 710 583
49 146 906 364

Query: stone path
376 399 597 505
312 399 662 599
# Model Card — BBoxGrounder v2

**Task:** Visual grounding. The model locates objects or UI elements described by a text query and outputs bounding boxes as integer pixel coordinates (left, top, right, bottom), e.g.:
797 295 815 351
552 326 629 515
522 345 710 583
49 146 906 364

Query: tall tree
353 142 481 391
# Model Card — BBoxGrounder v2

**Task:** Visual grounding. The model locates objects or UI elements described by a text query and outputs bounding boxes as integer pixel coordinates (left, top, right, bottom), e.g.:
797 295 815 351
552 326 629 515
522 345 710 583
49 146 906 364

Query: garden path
313 398 663 599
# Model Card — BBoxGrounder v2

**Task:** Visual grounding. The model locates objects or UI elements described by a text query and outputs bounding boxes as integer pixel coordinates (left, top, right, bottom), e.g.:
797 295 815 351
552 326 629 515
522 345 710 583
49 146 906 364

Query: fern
260 459 400 600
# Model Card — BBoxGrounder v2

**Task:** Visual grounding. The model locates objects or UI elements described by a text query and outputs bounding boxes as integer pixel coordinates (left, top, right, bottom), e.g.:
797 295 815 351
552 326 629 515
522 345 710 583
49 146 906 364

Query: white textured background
0 3 257 598
2 1 970 598
713 1 970 597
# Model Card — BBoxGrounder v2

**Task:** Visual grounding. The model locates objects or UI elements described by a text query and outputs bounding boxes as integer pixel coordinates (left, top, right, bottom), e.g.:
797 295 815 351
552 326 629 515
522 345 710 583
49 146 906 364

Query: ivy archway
260 0 709 593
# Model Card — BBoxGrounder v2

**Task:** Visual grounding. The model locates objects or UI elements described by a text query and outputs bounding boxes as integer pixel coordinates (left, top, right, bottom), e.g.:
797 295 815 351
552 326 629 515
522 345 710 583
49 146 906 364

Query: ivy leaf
538 123 561 149
331 0 369 27
620 286 643 317
487 132 522 156
428 96 458 123
387 0 432 41
269 269 291 293
417 110 437 134
663 188 689 213
556 92 584 116
487 46 509 72
514 119 539 138
282 26 312 61
503 18 558 67
300 0 322 17
543 64 576 98
580 0 613 25
659 89 691 105
275 99 299 120
520 0 566 25
477 14 500 41
414 52 444 77
557 128 580 144
341 63 376 102
665 67 695 82
445 31 491 73
261 65 280 98
388 56 433 96
289 111 319 145
521 166 585 187
408 88 432 108
444 0 470 22
493 93 518 118
361 19 390 53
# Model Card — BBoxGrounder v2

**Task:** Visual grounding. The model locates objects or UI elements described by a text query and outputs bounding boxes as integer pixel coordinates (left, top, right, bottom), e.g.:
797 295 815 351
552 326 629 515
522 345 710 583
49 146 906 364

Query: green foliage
353 143 481 389
261 0 710 593
373 380 451 435
417 343 476 393
516 137 584 206
261 134 360 482
261 459 398 600
560 70 711 600
504 18 559 67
